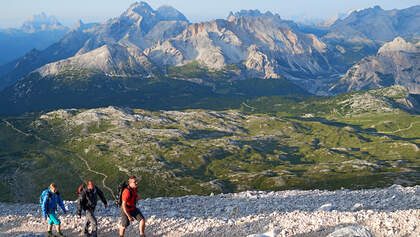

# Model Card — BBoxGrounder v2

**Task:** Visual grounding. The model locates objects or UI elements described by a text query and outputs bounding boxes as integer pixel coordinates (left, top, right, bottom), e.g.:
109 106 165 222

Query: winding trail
2 119 116 199
241 102 256 111
377 121 420 134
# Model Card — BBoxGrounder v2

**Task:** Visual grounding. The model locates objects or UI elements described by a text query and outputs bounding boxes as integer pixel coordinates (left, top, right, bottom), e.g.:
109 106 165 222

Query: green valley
0 86 419 202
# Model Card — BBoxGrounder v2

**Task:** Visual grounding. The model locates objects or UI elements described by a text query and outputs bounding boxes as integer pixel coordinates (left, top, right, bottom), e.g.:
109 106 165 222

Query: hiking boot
56 232 66 237
139 234 146 237
47 231 55 237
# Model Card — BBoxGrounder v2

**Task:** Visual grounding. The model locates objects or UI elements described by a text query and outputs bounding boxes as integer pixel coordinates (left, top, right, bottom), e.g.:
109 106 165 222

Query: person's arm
122 201 134 221
77 191 85 217
97 188 108 208
42 194 49 219
58 194 67 214
136 189 140 201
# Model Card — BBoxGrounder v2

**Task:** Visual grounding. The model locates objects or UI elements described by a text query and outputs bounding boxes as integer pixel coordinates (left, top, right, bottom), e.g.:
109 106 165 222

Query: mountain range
0 2 419 115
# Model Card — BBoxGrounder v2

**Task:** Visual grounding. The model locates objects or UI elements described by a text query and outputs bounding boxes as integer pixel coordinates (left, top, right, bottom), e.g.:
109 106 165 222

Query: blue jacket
41 189 66 218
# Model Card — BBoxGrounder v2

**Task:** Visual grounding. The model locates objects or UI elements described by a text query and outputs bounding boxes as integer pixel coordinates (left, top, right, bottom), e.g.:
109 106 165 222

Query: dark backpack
77 183 88 208
76 183 86 195
116 181 133 207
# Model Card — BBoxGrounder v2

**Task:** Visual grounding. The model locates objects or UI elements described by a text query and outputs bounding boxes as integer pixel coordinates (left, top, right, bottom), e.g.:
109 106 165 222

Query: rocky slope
148 12 333 81
0 185 419 236
318 5 420 79
36 44 152 77
330 37 420 94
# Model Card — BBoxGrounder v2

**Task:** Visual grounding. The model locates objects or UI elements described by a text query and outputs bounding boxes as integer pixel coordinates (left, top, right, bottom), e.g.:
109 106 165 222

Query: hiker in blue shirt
41 183 67 237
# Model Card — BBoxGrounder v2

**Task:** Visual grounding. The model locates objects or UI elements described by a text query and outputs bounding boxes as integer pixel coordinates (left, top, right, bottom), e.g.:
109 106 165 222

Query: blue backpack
40 189 52 209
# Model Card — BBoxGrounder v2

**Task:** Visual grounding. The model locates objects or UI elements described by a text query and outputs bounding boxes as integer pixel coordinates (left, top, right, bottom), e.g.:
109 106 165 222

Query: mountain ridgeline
0 2 419 115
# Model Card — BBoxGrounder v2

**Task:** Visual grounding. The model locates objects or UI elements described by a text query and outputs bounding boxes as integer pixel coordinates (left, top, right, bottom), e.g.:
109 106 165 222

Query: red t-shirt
122 187 138 211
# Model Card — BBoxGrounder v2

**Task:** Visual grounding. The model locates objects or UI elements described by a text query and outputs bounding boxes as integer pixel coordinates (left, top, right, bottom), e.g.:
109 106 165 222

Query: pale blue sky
0 0 419 28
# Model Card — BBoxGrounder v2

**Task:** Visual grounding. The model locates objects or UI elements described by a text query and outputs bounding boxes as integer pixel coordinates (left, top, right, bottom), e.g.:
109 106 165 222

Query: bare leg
48 224 53 232
56 224 61 233
139 218 146 235
119 225 126 237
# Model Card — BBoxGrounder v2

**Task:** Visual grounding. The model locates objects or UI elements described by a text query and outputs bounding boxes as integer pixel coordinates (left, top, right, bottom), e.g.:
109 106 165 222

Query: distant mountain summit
327 5 420 42
228 10 276 19
21 12 67 33
0 13 69 67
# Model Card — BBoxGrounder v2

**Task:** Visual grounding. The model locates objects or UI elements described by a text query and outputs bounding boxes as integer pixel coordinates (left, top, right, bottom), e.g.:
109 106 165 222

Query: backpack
116 181 133 207
76 183 87 195
40 189 52 210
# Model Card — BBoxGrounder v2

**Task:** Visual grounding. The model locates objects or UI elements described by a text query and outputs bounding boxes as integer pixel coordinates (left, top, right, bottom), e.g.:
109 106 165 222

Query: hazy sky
0 0 419 28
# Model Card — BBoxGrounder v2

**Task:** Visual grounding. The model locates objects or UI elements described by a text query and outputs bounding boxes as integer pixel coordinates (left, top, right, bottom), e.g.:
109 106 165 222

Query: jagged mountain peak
24 12 60 24
127 1 154 14
378 37 419 54
122 1 155 21
123 1 188 22
227 9 277 20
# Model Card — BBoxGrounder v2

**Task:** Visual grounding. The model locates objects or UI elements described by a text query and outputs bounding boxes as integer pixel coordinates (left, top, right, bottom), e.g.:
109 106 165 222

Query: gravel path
2 119 116 199
0 185 419 237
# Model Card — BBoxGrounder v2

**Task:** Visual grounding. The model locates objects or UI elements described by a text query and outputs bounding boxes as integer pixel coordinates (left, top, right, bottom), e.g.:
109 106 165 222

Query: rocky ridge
327 6 420 43
27 5 334 83
331 37 420 94
0 185 419 236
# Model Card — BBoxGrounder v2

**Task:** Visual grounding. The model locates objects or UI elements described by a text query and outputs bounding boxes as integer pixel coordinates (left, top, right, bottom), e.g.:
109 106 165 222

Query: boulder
327 226 372 237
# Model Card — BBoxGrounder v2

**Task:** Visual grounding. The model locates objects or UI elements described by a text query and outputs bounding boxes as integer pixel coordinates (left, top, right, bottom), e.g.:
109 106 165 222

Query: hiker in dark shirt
77 180 108 237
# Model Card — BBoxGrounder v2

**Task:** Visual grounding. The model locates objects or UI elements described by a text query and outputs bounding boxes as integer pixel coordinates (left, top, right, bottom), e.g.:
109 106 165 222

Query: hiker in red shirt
119 176 146 237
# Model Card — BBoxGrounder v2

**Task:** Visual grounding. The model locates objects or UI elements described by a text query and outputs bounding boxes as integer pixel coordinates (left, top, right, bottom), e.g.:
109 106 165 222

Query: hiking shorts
120 208 144 227
48 213 61 225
